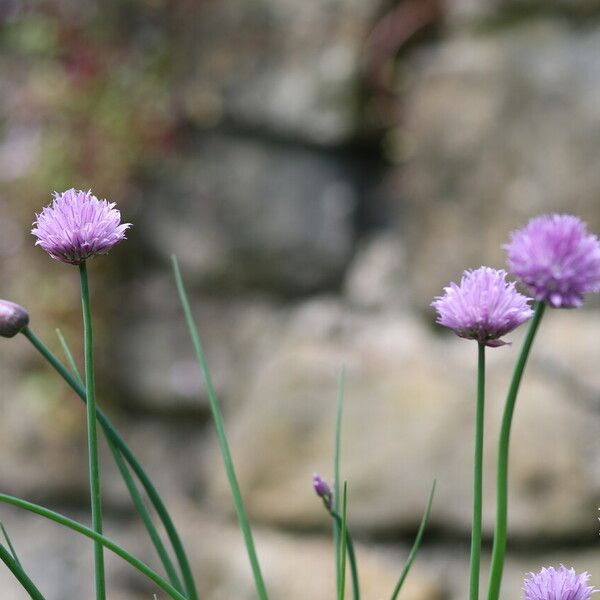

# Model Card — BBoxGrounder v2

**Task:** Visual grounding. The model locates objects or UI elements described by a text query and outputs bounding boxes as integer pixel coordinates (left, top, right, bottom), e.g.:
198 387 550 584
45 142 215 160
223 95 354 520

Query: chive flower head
506 214 600 308
432 267 533 347
32 189 130 265
0 299 29 338
312 473 332 510
523 565 597 600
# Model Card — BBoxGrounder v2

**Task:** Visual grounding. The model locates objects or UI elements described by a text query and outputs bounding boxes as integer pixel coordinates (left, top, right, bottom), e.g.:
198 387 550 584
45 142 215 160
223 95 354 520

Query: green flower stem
56 328 83 386
20 327 199 600
172 255 269 600
56 329 184 593
1 522 22 568
469 343 485 600
0 542 46 600
338 482 348 600
0 494 188 600
79 261 105 600
390 479 436 600
486 301 546 600
329 511 359 600
108 442 184 592
333 367 345 596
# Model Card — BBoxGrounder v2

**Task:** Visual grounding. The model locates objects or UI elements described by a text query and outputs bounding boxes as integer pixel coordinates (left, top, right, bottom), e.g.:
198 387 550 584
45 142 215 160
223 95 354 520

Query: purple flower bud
0 299 29 338
506 214 600 308
32 189 131 265
312 473 332 509
431 267 533 347
523 565 597 600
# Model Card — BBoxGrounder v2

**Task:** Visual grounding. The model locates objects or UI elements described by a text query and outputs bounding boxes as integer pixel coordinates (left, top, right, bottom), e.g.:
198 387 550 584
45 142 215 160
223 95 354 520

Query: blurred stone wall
2 0 600 598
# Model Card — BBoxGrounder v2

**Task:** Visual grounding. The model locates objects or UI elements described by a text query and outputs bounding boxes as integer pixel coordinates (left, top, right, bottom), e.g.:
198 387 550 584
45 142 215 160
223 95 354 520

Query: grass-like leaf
333 366 345 594
389 479 436 600
21 327 199 600
0 541 46 600
338 482 348 600
1 521 22 568
56 329 184 593
0 493 188 600
56 328 83 386
172 255 269 600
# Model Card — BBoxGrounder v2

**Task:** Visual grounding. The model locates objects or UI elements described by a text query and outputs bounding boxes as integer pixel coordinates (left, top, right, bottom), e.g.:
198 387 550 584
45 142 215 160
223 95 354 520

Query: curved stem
0 494 187 600
108 443 184 592
486 302 546 600
0 543 46 600
469 344 485 600
56 328 184 593
20 327 199 600
79 261 105 600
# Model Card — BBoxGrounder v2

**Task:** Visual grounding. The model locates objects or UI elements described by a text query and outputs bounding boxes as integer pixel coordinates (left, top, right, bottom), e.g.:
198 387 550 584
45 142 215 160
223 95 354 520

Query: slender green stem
108 443 184 592
390 479 436 600
330 511 359 600
1 522 22 568
469 344 485 600
487 302 546 600
0 494 187 600
79 261 105 600
0 542 46 600
333 366 345 595
172 255 269 600
56 328 83 386
338 482 348 600
57 329 184 593
20 327 199 600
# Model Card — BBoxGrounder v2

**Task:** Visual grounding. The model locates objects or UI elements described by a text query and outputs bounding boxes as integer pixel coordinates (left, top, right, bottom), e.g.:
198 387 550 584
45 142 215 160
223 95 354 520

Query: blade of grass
1 522 22 569
390 479 436 600
333 366 345 594
56 328 83 386
0 542 46 600
171 255 269 600
0 494 188 600
329 511 359 600
108 443 184 592
338 482 348 600
56 329 184 593
21 327 199 600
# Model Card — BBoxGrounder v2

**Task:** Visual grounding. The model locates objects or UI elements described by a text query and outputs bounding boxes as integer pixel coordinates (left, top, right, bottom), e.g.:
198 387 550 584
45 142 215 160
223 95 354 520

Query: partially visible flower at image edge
31 188 131 265
506 214 600 308
432 267 533 347
0 299 29 338
523 565 598 600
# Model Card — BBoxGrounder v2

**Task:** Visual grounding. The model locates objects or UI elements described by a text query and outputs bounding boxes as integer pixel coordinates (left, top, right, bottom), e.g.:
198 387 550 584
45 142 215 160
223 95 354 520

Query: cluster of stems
467 302 546 600
1 258 272 600
1 237 549 599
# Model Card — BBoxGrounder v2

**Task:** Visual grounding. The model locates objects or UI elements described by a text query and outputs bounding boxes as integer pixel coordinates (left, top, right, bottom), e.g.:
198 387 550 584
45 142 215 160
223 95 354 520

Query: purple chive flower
432 267 533 347
506 214 600 308
312 473 333 509
32 189 131 265
0 299 29 338
523 565 597 600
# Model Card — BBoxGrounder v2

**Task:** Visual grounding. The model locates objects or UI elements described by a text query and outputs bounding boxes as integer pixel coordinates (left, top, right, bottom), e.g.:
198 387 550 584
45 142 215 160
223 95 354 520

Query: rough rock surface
205 298 600 539
401 21 600 307
138 134 358 295
178 0 381 144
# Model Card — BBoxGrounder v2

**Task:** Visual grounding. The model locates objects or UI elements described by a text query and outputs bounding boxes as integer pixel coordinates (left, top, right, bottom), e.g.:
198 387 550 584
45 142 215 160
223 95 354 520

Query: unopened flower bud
0 299 29 337
312 473 332 510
